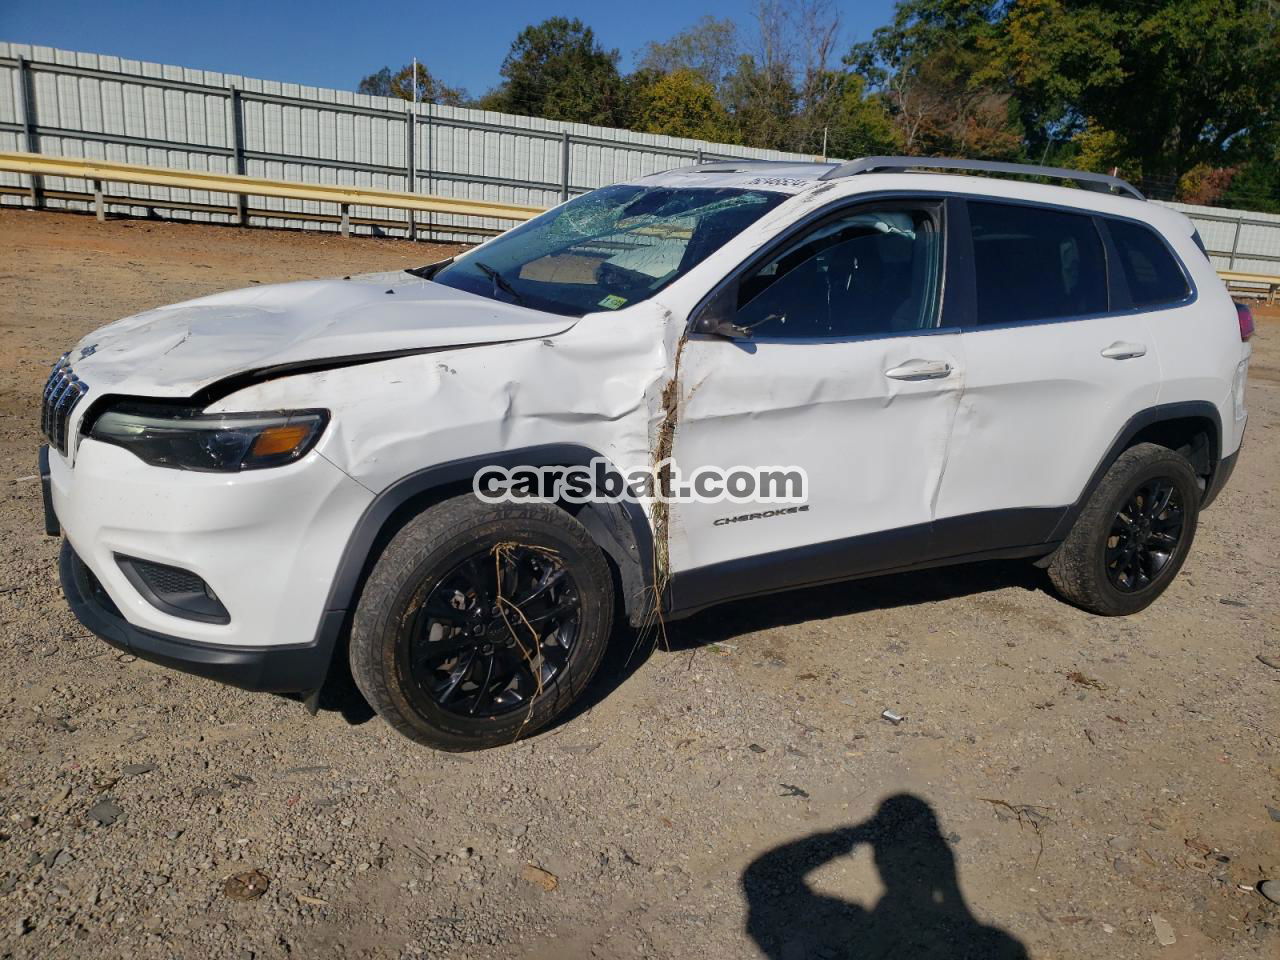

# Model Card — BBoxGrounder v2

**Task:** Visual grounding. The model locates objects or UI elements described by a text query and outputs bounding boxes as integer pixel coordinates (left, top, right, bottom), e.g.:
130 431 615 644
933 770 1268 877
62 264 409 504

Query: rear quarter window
1107 219 1191 306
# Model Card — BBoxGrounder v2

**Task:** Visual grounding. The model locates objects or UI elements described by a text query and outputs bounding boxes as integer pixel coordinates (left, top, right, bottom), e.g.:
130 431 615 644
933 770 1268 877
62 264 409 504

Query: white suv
42 157 1251 750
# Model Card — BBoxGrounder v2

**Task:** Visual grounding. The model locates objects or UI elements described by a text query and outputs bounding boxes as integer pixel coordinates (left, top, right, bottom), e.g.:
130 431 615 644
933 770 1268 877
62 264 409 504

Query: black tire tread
1048 442 1199 616
349 494 613 751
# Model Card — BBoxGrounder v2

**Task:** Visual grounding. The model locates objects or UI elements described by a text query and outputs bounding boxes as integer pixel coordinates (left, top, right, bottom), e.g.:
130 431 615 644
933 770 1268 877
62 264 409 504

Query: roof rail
660 158 832 176
819 156 1145 201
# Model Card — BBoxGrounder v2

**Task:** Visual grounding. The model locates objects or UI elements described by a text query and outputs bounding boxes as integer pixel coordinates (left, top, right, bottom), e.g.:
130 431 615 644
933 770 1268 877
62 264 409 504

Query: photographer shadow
742 794 1028 960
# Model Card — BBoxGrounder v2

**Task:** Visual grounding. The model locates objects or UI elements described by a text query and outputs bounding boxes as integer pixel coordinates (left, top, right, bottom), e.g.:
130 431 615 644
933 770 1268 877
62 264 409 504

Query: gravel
0 209 1276 959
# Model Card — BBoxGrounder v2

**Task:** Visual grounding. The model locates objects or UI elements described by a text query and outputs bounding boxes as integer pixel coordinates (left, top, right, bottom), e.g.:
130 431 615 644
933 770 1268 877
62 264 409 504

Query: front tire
1048 443 1200 616
349 494 614 751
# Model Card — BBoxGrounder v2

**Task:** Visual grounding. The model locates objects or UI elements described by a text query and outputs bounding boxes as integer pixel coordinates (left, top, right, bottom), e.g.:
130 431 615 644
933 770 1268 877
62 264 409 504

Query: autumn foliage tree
636 16 739 93
354 0 1280 209
633 69 734 142
986 0 1280 199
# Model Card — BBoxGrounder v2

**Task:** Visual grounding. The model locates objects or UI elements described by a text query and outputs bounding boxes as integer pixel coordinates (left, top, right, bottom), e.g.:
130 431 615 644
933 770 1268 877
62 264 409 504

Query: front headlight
88 403 329 471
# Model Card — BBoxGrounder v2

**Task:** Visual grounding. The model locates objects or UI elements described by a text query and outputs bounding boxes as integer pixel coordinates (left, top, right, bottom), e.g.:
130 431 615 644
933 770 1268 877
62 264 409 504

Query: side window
968 201 1108 326
734 207 941 339
1107 219 1191 306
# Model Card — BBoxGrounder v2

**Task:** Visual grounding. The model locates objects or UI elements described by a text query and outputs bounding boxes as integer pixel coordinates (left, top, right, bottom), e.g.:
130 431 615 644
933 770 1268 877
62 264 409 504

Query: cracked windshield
428 184 786 316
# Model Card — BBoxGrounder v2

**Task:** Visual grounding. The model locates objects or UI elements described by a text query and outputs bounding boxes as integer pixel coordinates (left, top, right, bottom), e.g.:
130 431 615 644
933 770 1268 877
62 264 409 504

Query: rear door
933 198 1161 542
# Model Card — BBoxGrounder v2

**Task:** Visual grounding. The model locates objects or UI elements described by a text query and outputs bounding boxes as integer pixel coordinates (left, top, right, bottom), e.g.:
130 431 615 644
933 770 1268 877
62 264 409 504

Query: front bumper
46 435 375 693
49 437 372 649
60 540 335 692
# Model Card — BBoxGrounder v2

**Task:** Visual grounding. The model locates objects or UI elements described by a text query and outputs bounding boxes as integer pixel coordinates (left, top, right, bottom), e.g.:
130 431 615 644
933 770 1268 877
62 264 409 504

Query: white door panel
668 332 963 572
937 198 1166 524
937 317 1160 520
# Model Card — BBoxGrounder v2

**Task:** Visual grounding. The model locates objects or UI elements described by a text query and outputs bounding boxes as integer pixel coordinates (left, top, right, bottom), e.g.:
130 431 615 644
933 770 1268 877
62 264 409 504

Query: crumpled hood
66 270 576 397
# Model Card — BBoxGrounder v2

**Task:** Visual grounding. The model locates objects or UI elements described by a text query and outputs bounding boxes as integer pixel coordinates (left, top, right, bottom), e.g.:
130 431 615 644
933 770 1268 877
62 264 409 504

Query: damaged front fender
212 301 685 628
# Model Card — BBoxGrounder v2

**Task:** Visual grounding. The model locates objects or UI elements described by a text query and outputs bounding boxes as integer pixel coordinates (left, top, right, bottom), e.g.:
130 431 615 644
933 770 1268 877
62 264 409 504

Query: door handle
884 359 953 381
1101 341 1147 360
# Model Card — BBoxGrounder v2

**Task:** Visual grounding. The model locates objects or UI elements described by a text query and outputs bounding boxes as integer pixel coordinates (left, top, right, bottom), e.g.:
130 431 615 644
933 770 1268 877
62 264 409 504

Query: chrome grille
41 354 89 456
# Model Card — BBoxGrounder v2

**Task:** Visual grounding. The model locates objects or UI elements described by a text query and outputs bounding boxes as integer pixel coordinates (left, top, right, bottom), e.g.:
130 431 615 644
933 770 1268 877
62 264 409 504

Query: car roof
634 158 1191 238
638 161 837 194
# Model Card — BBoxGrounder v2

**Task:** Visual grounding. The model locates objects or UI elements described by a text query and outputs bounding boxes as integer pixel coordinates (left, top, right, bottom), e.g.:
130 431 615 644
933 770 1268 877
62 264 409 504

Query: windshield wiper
404 258 451 279
473 261 524 305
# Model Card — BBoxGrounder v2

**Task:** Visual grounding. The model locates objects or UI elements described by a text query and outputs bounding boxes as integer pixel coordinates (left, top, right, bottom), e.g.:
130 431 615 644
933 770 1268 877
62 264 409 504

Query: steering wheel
595 260 654 297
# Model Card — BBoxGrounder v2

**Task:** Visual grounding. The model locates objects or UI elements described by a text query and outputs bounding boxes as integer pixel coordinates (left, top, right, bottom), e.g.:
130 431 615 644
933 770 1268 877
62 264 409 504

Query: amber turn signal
249 423 315 458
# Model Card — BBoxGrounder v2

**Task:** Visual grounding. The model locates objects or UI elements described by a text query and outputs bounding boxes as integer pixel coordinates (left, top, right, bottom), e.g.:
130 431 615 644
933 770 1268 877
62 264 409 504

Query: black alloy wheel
403 545 581 718
1104 477 1185 593
349 494 614 751
1047 442 1201 616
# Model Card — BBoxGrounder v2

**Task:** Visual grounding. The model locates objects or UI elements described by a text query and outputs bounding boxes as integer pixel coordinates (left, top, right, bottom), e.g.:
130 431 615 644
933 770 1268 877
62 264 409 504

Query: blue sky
1 0 897 96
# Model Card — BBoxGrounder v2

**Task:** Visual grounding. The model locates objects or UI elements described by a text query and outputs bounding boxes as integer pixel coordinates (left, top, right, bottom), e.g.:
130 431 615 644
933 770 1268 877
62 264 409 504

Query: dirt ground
0 208 1276 960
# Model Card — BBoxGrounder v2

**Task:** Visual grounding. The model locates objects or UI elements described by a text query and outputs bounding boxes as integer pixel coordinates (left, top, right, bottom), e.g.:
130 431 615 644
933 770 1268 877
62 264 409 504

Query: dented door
667 331 964 575
934 199 1163 528
661 201 961 579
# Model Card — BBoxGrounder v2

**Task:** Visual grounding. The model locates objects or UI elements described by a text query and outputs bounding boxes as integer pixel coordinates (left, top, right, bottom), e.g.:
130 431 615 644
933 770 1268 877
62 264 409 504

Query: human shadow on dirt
742 794 1029 960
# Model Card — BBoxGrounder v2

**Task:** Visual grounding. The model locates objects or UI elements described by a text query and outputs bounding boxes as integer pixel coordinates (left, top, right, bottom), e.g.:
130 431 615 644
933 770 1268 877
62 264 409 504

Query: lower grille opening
69 545 122 618
115 555 230 625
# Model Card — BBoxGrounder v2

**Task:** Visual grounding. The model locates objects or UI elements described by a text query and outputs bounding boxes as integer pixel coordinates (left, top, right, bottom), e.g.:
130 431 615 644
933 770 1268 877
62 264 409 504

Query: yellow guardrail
0 151 544 230
1219 270 1280 305
3 151 1280 296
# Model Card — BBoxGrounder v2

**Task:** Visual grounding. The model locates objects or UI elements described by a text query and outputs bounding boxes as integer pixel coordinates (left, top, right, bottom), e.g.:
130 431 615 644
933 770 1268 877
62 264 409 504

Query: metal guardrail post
560 131 570 202
340 203 350 238
423 109 434 239
228 86 248 225
16 56 43 208
405 111 416 241
1229 218 1242 271
92 179 104 221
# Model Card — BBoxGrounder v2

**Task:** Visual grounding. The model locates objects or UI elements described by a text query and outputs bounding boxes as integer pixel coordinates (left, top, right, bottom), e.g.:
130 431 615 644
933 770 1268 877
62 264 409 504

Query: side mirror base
691 286 751 339
710 319 753 339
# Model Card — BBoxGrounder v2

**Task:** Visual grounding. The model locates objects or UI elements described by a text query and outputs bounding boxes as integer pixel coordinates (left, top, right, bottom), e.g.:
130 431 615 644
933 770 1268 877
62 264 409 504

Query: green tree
991 0 1280 184
633 68 735 142
821 73 904 158
637 16 740 92
1221 157 1280 213
485 17 628 126
979 0 1123 156
847 0 1023 158
848 0 1002 82
356 63 467 106
722 54 799 151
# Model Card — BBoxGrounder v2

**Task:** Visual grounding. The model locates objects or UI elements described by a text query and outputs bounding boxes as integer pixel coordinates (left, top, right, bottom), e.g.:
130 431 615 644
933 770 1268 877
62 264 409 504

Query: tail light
1235 301 1254 342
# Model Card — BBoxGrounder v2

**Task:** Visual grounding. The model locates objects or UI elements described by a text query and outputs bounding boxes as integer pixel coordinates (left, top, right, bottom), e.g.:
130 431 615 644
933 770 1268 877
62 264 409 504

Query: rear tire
349 494 614 751
1048 443 1200 616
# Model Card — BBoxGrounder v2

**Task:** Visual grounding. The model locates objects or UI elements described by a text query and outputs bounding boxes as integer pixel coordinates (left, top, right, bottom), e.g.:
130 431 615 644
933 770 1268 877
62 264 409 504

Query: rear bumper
60 539 335 693
1201 442 1241 510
